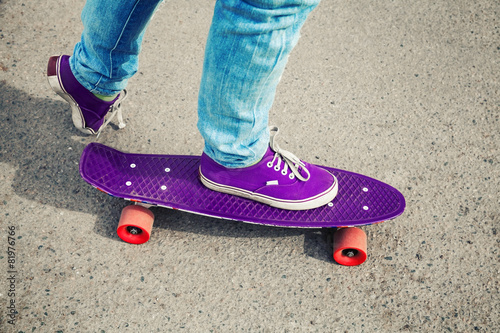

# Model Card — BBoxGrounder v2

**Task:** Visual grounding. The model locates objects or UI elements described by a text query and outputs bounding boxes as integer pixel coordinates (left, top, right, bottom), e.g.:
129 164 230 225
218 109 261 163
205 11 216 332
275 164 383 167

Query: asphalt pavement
0 0 498 332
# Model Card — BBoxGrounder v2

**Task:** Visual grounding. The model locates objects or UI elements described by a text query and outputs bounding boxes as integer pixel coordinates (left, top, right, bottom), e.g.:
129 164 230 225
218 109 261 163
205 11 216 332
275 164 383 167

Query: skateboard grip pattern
80 143 405 228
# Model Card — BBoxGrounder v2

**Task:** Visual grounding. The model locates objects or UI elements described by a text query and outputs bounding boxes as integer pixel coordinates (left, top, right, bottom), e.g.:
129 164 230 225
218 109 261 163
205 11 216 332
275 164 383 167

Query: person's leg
197 0 320 168
198 0 338 210
72 0 164 96
47 0 163 134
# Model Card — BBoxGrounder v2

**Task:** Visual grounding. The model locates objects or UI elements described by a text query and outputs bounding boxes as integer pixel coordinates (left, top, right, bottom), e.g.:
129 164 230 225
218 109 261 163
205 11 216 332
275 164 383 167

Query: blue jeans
71 0 320 167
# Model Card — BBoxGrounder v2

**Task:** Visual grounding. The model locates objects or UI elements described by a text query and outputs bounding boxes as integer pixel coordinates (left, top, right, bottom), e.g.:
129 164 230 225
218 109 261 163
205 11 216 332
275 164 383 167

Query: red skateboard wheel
333 227 367 266
117 205 154 244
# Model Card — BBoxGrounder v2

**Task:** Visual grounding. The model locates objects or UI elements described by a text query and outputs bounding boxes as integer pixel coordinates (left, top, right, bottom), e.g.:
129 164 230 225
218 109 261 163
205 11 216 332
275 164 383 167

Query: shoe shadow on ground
0 82 335 263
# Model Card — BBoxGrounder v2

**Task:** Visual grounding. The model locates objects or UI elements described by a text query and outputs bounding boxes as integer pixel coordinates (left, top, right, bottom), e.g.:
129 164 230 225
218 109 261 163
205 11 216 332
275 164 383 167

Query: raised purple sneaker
47 55 127 135
199 127 338 210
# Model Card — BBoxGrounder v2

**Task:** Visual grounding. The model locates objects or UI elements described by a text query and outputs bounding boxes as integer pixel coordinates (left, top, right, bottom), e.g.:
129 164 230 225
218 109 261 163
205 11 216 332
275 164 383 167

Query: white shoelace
267 126 310 182
96 89 128 138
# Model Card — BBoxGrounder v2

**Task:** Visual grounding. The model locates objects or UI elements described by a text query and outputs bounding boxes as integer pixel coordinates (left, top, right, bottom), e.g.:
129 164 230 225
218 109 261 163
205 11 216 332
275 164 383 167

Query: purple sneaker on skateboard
199 127 338 210
47 55 127 135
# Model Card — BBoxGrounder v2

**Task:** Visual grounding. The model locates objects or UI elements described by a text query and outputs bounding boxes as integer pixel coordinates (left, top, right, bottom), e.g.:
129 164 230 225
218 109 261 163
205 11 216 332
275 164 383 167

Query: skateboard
80 142 405 266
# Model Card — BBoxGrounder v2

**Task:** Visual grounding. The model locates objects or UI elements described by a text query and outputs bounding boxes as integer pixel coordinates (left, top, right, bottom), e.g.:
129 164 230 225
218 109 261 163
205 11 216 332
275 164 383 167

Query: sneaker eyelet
281 170 287 176
274 165 280 171
289 174 295 179
267 162 273 168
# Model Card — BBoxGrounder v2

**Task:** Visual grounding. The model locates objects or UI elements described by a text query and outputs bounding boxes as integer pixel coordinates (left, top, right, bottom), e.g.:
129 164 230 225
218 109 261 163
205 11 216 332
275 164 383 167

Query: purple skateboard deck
80 143 405 228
